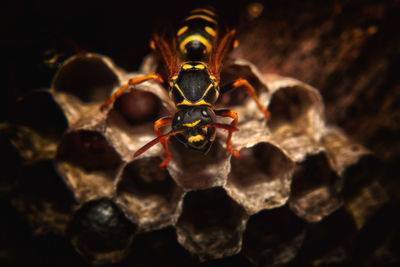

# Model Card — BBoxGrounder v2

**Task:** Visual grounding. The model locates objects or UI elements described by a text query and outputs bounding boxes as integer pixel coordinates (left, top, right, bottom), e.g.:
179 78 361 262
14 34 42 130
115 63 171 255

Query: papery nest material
6 52 369 264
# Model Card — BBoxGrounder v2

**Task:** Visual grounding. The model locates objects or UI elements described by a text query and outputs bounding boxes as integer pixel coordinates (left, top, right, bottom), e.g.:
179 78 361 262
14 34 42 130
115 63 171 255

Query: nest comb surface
5 53 370 265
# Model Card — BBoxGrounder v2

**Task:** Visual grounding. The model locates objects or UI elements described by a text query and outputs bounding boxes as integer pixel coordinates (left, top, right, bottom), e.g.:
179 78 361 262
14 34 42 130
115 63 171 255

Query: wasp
100 7 270 169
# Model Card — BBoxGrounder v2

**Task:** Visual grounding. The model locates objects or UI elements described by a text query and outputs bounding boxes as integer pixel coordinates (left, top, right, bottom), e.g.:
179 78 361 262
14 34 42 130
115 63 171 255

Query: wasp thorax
169 62 218 106
172 107 217 152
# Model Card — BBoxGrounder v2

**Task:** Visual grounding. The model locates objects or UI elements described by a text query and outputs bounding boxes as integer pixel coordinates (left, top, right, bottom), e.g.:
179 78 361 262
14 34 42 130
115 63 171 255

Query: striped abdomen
176 7 218 61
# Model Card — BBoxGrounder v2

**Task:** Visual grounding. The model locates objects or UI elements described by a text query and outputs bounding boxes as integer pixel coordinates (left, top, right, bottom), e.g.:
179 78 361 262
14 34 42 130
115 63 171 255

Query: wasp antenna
202 123 239 132
134 130 184 158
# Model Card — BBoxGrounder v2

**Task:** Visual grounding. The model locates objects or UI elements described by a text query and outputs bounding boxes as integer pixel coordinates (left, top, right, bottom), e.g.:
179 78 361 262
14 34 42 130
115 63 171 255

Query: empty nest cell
12 160 76 235
12 90 68 139
116 157 184 231
296 209 357 265
166 138 231 190
268 85 322 132
175 187 248 260
57 130 121 172
289 153 343 222
218 62 268 108
52 54 119 103
242 207 305 266
226 142 294 214
128 227 194 265
56 130 122 201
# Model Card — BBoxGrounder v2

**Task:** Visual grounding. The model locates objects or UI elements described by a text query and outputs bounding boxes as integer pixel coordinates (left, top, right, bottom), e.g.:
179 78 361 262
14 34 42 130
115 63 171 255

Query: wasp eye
176 115 181 121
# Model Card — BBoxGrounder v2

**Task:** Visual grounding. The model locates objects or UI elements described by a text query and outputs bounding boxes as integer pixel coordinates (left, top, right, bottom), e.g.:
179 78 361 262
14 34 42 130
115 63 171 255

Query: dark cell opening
12 90 68 138
57 130 121 172
129 227 195 265
243 207 305 266
230 142 293 188
268 86 317 130
290 153 339 198
18 160 75 211
219 63 267 107
53 55 119 103
176 187 248 259
117 158 179 200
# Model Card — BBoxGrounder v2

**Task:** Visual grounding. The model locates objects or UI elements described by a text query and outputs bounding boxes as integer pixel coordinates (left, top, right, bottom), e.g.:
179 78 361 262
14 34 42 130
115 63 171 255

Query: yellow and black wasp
100 7 270 168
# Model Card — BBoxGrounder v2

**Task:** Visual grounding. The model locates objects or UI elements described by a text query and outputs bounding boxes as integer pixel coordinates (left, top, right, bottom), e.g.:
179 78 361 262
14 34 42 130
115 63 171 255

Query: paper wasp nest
6 53 370 265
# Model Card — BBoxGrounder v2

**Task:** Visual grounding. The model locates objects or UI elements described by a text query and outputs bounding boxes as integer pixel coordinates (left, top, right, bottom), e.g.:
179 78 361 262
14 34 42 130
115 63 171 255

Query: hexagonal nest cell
176 187 248 260
115 157 184 231
4 52 369 265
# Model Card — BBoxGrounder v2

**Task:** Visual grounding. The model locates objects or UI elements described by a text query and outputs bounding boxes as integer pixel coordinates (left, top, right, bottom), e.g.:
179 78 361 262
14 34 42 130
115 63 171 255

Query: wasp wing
150 34 180 81
208 28 237 82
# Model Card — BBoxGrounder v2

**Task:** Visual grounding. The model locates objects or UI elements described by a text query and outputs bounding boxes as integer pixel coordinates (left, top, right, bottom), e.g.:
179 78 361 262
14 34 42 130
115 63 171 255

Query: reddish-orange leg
215 109 240 158
222 78 271 120
100 74 164 111
153 117 173 169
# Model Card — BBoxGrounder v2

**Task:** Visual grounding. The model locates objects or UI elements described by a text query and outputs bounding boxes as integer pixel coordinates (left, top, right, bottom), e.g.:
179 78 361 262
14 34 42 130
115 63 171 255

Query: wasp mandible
100 7 270 169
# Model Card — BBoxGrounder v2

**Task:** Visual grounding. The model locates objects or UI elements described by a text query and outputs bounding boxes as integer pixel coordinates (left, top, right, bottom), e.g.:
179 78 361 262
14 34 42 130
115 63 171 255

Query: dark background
2 0 241 122
2 0 399 266
2 0 398 147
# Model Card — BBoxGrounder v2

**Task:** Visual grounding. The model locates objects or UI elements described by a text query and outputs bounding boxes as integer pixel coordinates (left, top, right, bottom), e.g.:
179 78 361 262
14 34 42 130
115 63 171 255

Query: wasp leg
221 78 271 119
154 117 173 169
100 74 164 111
215 109 241 158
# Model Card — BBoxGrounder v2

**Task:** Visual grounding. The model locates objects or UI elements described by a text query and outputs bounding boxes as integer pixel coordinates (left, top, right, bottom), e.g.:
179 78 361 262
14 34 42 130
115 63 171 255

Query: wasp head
172 107 216 152
133 106 238 163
